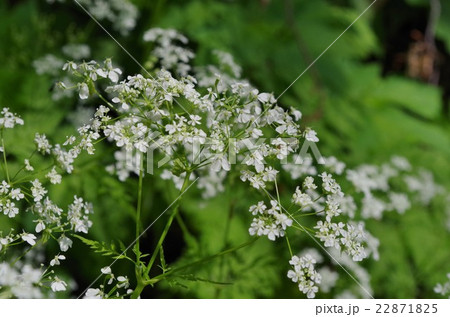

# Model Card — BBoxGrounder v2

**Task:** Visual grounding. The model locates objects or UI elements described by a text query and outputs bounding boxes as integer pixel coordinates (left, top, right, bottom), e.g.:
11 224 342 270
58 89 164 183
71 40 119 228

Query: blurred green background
0 0 449 298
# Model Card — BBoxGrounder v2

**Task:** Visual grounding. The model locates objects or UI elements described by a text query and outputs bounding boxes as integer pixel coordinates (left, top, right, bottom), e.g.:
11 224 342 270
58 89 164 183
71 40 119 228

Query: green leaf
73 234 128 260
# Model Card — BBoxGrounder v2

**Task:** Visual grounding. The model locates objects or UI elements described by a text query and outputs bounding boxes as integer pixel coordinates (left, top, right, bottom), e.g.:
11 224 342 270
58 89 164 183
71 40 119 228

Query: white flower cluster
0 107 24 129
62 58 122 100
434 273 450 298
84 266 132 299
49 28 448 299
248 200 293 241
46 0 138 35
340 156 445 219
0 262 43 298
33 44 92 101
287 254 321 298
298 248 339 294
56 29 383 299
0 253 72 298
144 28 194 77
0 181 24 218
0 110 93 298
263 167 371 262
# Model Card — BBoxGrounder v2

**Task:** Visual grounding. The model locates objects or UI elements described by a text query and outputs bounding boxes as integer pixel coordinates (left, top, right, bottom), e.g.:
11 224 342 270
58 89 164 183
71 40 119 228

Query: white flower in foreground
287 254 321 298
3 201 19 218
34 133 52 154
50 255 66 266
117 276 129 289
84 288 103 299
257 92 275 104
292 187 313 208
78 82 89 100
304 128 319 142
51 277 67 292
101 266 112 275
30 179 47 202
35 221 46 233
22 233 37 246
10 188 24 201
58 235 73 252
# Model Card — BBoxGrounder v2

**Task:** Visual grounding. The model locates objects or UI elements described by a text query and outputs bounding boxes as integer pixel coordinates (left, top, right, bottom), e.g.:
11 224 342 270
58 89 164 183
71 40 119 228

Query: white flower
78 82 89 100
10 188 24 200
58 235 73 252
46 167 62 184
84 288 103 299
22 233 37 246
0 237 10 251
35 221 46 233
30 179 47 202
188 115 201 125
0 108 24 129
51 277 67 292
249 201 266 215
24 159 34 171
292 187 313 208
0 180 10 194
101 266 112 275
117 276 129 288
249 218 266 237
434 273 450 297
303 176 317 190
211 155 231 172
50 255 66 266
287 254 321 298
34 133 52 154
257 92 275 104
3 201 19 218
274 212 293 230
304 128 319 142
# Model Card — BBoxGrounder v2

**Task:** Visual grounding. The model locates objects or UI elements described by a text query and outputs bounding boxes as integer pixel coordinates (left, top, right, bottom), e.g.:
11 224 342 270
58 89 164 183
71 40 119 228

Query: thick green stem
130 282 145 299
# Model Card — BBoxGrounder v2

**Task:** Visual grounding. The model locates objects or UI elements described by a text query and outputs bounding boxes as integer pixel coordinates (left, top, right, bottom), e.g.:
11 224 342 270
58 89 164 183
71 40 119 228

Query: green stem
130 172 194 300
130 283 145 299
285 235 293 258
135 157 144 256
1 130 10 183
11 150 36 182
144 172 191 277
144 237 259 286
